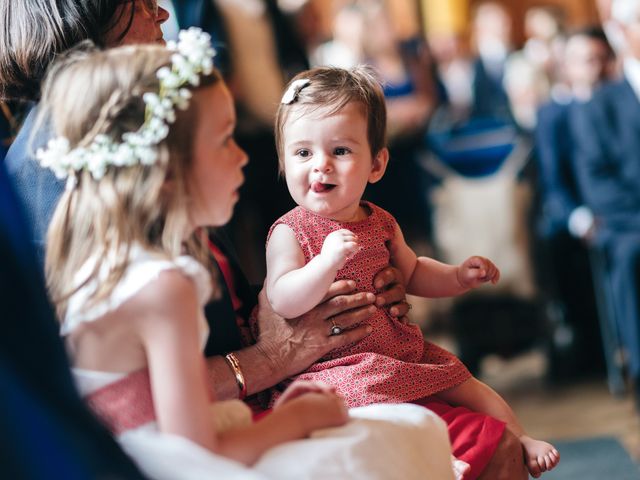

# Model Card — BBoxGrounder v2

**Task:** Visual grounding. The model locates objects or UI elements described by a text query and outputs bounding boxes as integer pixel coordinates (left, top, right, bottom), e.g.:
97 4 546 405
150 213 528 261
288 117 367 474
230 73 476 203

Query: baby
265 66 559 478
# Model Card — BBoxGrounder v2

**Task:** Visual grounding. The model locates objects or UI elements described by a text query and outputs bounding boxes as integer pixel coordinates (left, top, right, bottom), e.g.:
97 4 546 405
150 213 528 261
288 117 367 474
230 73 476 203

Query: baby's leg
437 378 559 477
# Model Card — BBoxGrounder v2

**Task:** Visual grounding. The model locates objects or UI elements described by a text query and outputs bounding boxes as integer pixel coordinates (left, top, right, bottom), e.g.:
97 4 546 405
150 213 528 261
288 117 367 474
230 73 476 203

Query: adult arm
207 268 410 400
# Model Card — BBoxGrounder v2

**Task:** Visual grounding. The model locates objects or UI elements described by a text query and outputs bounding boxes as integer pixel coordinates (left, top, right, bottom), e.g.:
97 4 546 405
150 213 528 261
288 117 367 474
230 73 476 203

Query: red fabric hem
413 398 506 480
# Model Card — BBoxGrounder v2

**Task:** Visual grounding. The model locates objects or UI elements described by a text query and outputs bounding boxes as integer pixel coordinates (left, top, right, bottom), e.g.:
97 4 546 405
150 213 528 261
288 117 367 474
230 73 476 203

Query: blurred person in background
351 0 436 246
311 2 366 69
522 5 567 88
469 1 514 123
595 0 627 66
502 53 550 133
428 31 475 121
570 0 640 407
535 27 616 380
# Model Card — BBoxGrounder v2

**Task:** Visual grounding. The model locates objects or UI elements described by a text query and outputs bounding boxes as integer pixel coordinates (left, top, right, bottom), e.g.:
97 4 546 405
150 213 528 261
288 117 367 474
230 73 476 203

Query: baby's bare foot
520 435 560 478
451 455 470 480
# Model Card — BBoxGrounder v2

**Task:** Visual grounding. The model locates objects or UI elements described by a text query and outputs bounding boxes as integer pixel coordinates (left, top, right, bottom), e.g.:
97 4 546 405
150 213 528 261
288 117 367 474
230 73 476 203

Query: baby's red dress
268 202 505 479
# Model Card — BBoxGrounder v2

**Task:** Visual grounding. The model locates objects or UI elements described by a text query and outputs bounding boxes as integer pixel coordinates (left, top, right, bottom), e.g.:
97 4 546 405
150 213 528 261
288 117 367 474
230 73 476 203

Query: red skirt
414 398 506 480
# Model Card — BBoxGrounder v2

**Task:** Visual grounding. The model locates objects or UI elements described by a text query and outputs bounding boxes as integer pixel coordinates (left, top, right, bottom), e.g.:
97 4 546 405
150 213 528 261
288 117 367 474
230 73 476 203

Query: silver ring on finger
330 319 343 336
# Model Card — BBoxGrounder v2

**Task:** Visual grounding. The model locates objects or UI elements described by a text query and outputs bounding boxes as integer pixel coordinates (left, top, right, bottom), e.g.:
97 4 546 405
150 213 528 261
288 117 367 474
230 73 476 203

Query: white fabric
62 244 212 335
623 58 640 101
256 404 454 480
425 151 536 299
67 247 455 479
120 403 455 480
74 366 455 479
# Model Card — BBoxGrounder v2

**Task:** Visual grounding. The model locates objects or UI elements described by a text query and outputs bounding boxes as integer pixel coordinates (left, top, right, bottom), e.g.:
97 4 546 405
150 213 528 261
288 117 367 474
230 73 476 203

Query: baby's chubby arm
266 224 359 318
389 224 500 297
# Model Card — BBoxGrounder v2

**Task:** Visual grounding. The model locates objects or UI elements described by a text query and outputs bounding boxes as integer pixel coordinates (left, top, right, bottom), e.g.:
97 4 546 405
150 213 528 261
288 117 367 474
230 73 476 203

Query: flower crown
36 27 216 182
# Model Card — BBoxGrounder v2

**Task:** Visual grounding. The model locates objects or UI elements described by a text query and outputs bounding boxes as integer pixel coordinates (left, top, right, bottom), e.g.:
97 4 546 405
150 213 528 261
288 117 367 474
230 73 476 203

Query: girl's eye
296 149 311 158
334 147 350 156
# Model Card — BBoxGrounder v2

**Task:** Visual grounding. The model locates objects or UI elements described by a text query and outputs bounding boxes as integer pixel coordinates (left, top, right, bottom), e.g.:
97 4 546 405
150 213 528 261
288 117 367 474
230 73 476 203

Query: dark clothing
570 78 640 379
0 161 145 479
535 100 583 236
471 58 512 123
204 229 258 356
5 106 64 264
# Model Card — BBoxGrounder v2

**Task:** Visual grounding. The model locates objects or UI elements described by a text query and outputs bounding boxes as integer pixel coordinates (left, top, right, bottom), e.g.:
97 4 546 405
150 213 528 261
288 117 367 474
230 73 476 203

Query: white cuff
568 206 594 238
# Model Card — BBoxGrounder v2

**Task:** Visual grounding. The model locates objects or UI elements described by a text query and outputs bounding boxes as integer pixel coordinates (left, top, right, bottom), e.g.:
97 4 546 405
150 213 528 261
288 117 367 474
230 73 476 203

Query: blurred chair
421 115 542 373
588 245 627 395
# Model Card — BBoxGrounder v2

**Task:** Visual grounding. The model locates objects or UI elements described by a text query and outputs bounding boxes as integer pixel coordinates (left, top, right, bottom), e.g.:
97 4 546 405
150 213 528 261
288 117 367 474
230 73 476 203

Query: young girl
266 66 560 479
36 30 352 478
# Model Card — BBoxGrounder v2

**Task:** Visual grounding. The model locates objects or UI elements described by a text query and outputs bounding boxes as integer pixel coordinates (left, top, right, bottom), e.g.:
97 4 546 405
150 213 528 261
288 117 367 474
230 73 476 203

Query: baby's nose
313 153 332 172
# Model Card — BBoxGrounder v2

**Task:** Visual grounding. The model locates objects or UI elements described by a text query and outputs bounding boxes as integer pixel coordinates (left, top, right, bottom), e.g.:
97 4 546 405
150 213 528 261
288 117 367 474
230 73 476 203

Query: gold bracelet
223 352 247 400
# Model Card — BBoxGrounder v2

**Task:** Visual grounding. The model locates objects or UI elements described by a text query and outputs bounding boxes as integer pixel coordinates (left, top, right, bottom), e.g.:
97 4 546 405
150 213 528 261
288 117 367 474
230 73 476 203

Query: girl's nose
233 140 249 167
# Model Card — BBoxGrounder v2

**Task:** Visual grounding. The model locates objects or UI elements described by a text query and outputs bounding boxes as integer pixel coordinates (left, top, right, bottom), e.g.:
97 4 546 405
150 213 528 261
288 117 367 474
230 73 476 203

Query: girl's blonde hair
40 43 222 319
274 65 387 172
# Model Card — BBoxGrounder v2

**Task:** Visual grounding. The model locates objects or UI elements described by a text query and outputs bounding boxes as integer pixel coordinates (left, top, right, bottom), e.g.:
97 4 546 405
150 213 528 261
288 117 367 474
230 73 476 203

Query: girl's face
282 101 387 222
104 0 169 46
187 83 248 228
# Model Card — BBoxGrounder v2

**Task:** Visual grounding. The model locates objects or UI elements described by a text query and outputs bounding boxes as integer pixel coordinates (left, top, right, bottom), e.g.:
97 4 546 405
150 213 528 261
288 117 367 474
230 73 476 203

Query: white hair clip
37 27 216 181
281 78 310 104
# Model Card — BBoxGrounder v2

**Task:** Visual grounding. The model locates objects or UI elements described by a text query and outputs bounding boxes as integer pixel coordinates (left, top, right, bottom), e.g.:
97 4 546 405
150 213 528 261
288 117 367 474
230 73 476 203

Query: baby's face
282 101 386 222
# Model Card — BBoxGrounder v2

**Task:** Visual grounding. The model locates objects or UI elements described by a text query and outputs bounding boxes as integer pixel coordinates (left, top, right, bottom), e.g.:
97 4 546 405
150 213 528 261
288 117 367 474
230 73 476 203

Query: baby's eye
296 149 311 158
334 147 351 156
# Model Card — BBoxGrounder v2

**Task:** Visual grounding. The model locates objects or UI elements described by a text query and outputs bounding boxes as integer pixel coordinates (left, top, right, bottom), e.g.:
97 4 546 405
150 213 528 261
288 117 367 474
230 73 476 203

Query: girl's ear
369 147 389 184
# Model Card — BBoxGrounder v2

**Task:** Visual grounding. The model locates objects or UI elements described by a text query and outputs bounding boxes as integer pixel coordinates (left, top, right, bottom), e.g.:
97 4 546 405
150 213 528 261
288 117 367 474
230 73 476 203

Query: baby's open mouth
310 182 336 193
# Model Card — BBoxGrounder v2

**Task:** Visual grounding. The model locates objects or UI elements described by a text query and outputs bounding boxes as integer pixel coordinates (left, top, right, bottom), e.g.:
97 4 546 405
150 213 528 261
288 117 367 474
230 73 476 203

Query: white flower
36 28 217 181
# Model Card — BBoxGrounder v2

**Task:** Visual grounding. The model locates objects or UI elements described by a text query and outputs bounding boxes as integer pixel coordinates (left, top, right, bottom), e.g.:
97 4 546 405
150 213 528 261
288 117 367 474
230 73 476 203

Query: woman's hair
40 44 222 319
0 0 134 101
274 66 387 172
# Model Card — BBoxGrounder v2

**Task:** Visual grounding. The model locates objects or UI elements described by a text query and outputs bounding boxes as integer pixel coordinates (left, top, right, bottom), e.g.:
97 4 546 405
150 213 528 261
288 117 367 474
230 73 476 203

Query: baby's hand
457 256 500 289
321 229 359 269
